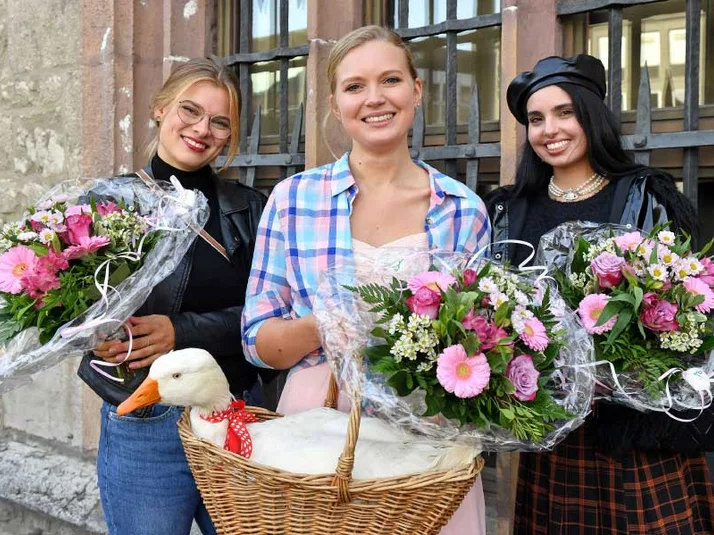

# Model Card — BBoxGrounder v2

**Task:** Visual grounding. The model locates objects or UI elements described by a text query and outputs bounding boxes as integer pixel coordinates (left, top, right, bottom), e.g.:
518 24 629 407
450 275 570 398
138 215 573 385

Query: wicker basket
178 375 483 535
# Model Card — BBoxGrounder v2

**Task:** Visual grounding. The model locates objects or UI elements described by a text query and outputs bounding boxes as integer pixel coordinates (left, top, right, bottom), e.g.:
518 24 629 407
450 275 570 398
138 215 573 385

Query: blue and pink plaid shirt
241 153 491 370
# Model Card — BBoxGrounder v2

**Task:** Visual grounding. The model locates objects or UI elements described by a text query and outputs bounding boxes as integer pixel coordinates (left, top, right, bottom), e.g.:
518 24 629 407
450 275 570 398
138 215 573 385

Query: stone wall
0 1 102 532
0 0 90 446
0 0 82 223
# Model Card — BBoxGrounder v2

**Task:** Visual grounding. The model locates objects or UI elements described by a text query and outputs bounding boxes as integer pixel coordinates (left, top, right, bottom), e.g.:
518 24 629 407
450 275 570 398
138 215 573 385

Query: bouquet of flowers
314 251 594 451
0 174 207 392
539 221 714 412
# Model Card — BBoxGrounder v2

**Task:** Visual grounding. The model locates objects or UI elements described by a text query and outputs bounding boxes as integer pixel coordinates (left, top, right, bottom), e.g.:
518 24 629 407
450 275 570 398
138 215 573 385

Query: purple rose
591 252 625 288
640 299 679 332
462 269 477 288
405 287 441 319
505 354 540 401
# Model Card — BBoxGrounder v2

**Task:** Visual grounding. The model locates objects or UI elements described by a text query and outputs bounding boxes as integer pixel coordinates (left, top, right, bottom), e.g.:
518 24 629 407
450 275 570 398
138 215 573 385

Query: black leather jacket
136 165 267 396
487 170 669 264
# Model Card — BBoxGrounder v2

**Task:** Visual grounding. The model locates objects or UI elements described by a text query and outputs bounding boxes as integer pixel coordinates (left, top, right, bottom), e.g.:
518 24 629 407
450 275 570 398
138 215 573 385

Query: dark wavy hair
511 82 697 235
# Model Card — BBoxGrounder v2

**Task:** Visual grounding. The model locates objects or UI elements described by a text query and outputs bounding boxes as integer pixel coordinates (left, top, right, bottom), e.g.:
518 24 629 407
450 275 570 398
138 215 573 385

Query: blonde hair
147 57 241 171
326 25 418 95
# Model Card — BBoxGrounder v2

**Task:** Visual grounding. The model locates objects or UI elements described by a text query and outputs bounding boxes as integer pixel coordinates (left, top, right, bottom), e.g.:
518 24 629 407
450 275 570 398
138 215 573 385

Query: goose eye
172 372 182 379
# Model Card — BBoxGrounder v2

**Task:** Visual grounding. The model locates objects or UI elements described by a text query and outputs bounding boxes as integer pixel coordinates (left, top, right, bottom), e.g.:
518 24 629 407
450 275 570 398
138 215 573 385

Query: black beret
506 54 607 124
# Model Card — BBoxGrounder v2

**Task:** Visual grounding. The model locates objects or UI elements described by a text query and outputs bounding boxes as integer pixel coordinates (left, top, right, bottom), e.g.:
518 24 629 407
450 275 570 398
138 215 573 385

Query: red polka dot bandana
199 399 258 457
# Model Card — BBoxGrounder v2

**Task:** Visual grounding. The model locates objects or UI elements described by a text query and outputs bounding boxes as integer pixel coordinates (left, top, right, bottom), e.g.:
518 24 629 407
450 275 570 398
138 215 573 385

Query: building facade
0 0 712 533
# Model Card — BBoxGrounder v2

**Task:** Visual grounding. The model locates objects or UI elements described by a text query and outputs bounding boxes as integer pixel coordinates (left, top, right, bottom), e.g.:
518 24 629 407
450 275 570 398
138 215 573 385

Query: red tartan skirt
515 426 714 534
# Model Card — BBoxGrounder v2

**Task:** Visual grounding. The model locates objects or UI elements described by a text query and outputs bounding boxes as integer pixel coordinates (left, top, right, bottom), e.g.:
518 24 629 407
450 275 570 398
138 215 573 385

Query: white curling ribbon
571 360 714 422
469 239 553 285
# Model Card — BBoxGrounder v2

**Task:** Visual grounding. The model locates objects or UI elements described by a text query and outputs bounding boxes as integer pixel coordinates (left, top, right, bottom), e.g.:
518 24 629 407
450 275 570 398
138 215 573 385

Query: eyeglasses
176 100 232 139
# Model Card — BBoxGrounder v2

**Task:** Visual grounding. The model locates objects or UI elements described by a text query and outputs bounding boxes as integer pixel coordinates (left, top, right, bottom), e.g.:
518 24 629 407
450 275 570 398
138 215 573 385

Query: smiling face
155 80 231 171
330 39 422 155
525 85 590 173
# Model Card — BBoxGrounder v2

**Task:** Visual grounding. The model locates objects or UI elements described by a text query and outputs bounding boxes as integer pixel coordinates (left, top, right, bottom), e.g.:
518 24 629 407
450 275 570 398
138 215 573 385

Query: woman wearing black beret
485 54 714 534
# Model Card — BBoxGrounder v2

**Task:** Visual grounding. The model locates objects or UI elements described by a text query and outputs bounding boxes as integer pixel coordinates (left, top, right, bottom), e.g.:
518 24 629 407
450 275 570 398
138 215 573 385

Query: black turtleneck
150 155 247 314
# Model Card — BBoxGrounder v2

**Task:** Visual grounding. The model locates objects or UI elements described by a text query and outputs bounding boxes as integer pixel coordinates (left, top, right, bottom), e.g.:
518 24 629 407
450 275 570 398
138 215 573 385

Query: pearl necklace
548 172 606 202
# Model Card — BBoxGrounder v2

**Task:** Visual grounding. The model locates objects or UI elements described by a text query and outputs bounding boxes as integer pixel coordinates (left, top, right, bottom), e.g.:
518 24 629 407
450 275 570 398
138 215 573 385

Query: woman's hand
93 315 176 369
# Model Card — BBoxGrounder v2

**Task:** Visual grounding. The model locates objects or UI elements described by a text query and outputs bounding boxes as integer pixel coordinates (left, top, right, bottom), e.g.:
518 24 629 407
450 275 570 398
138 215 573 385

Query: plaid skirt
515 425 714 534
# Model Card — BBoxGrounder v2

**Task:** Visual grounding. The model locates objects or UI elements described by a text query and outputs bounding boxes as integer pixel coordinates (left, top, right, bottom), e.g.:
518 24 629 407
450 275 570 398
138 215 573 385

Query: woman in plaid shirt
242 25 490 535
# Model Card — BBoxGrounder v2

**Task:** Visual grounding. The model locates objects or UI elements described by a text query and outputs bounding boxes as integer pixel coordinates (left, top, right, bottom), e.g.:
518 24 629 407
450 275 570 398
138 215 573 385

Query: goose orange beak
117 377 161 416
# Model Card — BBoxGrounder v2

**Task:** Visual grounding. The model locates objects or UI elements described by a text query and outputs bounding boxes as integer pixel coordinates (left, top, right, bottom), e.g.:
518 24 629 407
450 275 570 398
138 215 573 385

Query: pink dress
277 234 486 535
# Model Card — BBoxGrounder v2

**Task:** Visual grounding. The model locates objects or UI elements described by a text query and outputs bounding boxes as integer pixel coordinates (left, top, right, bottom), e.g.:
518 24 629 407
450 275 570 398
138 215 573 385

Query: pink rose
406 287 441 319
63 214 93 245
640 299 679 332
591 252 625 288
462 269 477 288
405 272 456 319
505 354 540 401
699 257 714 288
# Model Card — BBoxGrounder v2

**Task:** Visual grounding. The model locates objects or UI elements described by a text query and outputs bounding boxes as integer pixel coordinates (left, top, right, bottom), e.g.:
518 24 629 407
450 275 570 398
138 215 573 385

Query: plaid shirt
241 153 491 370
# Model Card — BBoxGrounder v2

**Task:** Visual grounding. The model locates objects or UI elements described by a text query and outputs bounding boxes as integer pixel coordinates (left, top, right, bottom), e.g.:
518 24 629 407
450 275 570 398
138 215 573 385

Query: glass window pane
394 0 498 27
408 29 500 127
288 57 307 133
456 28 500 122
251 61 279 136
250 59 306 138
289 0 308 46
411 36 446 126
253 0 279 52
253 0 307 51
563 0 712 109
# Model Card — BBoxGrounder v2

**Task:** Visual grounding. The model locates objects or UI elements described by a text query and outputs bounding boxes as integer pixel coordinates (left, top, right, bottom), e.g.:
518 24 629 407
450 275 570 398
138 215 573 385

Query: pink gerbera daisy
683 278 714 313
578 294 617 334
63 235 111 260
436 344 491 399
0 246 38 294
519 318 549 351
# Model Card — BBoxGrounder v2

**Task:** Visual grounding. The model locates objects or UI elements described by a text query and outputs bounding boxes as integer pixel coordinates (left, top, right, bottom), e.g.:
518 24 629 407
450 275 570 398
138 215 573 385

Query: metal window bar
393 0 502 192
217 0 308 186
558 0 714 208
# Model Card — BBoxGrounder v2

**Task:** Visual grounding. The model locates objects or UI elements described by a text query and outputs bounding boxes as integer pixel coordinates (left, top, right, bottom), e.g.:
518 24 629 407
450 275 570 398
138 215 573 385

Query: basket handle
324 370 361 504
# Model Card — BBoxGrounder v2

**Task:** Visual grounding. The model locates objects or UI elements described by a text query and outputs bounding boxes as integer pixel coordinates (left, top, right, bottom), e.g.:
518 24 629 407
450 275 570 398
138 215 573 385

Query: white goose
117 348 479 479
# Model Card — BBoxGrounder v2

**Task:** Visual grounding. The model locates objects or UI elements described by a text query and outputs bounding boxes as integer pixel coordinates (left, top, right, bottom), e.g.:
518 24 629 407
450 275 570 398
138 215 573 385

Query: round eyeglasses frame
176 100 232 140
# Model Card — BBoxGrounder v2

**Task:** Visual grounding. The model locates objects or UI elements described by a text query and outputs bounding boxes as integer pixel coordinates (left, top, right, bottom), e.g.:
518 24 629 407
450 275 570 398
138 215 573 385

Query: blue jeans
97 403 217 535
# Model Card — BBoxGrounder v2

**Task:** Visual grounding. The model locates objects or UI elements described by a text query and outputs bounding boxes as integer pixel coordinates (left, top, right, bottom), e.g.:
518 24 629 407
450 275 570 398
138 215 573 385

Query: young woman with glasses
89 57 266 535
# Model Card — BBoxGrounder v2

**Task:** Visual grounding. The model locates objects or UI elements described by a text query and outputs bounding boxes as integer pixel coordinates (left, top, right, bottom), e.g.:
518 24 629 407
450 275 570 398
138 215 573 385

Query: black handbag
77 352 149 407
